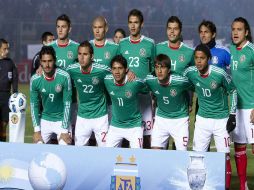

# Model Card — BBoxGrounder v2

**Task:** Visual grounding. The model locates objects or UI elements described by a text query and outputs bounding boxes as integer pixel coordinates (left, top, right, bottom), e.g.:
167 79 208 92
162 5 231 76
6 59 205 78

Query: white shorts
75 115 108 147
193 115 230 153
139 94 153 136
151 116 189 150
106 126 143 148
40 119 70 145
231 109 254 144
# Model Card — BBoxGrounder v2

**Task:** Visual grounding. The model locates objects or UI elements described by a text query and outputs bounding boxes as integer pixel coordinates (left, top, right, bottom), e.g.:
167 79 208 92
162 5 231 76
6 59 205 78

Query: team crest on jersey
210 81 217 89
178 54 185 62
55 84 62 92
104 51 111 59
67 51 73 59
170 89 177 97
240 54 246 62
125 90 132 98
139 48 146 57
211 56 219 64
92 77 99 85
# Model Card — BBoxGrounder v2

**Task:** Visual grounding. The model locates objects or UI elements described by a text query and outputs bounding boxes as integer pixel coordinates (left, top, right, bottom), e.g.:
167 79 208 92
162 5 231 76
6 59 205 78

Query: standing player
30 46 72 145
66 41 110 146
113 28 126 44
156 16 194 75
0 39 18 141
31 31 55 76
50 14 79 70
199 20 230 70
183 44 237 190
230 17 254 190
49 14 79 141
119 9 155 148
90 16 119 67
156 16 194 149
145 54 193 150
105 55 146 148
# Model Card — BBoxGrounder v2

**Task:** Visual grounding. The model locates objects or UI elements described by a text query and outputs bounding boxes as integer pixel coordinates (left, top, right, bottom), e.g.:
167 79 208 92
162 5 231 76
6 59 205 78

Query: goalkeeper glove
226 114 236 133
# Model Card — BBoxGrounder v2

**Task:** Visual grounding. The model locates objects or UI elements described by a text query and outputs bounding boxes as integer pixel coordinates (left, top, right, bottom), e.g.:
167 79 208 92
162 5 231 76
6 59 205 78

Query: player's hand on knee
33 131 43 144
226 114 236 133
59 133 72 145
250 109 254 124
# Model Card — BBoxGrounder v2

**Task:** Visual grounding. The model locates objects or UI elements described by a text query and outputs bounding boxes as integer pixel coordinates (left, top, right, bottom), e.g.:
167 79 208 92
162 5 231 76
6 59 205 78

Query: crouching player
183 44 237 189
30 46 72 145
105 55 146 148
145 54 193 150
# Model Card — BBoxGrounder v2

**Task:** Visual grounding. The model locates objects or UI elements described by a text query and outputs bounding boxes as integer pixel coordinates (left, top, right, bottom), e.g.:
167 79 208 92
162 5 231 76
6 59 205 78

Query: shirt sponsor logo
210 81 217 89
178 54 185 62
92 77 99 85
139 48 146 57
55 84 62 92
211 56 219 64
125 90 132 98
170 89 177 97
67 51 73 59
104 51 111 59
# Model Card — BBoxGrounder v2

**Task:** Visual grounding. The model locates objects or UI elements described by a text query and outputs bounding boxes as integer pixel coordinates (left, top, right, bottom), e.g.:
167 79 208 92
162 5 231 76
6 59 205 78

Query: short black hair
154 54 171 69
39 46 56 62
232 17 252 42
78 40 94 55
128 9 144 24
56 14 71 27
0 38 8 48
110 55 128 69
198 20 216 35
114 28 126 38
166 16 182 32
194 44 211 60
41 32 54 43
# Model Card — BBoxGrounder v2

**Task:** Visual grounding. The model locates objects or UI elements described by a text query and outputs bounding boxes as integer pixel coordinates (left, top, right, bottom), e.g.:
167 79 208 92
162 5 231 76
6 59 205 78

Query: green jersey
230 41 254 109
50 39 79 70
183 65 237 119
90 39 119 67
66 63 111 118
30 69 72 132
119 36 155 79
104 75 146 128
145 74 193 118
156 41 194 75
